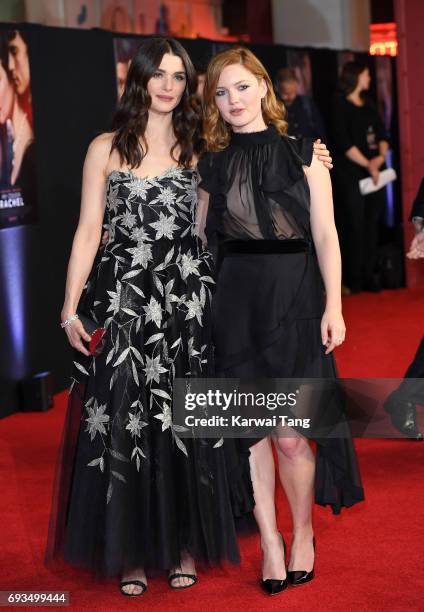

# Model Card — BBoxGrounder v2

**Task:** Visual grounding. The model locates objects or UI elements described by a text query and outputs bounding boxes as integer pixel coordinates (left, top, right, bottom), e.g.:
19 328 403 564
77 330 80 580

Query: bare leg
274 435 315 571
249 437 286 580
120 568 147 595
169 550 197 587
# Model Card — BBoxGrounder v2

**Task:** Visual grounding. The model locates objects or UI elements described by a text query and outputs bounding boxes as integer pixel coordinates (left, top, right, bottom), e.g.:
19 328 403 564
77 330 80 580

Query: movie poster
0 29 36 228
114 37 141 99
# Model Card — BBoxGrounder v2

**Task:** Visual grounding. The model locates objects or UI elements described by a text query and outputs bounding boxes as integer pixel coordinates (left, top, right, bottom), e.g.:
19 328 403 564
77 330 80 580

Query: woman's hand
406 232 424 259
62 315 92 356
313 139 333 170
367 156 384 185
321 308 346 354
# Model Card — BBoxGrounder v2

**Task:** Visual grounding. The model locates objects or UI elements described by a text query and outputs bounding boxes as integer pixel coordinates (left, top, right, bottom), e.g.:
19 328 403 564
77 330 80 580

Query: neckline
230 124 280 147
106 166 196 183
346 96 366 108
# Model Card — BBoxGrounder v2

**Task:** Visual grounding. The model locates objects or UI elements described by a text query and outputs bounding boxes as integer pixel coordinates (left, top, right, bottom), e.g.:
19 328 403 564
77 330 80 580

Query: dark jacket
410 178 424 220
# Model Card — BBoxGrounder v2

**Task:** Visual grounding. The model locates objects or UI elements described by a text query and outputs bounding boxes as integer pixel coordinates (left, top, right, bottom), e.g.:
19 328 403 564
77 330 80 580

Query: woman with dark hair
46 37 334 596
45 37 256 596
197 47 364 596
331 61 390 294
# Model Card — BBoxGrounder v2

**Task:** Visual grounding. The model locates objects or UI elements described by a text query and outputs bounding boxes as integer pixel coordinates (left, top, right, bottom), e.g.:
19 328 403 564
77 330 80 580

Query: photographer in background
275 67 326 141
384 178 424 439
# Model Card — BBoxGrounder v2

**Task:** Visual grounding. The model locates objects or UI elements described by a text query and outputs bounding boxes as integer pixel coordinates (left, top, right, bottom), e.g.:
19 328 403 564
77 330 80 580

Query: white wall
272 0 371 51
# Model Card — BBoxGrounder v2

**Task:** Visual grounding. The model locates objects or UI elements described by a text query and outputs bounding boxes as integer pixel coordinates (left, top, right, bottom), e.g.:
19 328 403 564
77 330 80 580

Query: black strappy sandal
119 579 147 597
168 572 198 590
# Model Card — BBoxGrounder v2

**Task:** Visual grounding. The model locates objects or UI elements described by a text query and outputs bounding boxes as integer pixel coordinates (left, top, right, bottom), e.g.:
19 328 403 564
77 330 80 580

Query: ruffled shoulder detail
285 135 314 166
260 136 314 193
197 150 228 195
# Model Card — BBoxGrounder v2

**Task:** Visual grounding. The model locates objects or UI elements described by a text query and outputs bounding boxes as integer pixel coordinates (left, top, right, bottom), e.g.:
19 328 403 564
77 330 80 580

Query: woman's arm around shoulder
195 174 210 247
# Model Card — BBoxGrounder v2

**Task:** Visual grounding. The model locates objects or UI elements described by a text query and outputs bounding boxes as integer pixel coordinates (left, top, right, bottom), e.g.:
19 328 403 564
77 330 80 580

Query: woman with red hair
197 47 364 596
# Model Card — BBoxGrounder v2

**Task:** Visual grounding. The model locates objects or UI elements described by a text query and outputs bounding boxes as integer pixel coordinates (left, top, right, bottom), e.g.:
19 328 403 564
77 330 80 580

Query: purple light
0 226 27 380
385 149 395 227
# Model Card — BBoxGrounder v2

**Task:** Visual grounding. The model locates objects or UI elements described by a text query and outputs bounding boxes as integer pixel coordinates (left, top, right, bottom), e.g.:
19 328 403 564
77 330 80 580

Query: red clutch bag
77 312 106 356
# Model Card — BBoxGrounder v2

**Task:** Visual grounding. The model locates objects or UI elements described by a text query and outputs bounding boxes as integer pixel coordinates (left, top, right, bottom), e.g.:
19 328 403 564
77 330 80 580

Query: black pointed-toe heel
288 536 315 587
260 534 289 596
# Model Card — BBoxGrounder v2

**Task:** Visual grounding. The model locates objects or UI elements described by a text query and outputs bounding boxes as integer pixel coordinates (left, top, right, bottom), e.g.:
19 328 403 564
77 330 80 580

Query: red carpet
1 288 423 611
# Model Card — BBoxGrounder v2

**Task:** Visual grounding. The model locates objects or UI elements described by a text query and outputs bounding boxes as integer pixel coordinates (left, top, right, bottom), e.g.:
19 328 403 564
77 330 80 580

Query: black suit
398 179 424 403
410 178 424 220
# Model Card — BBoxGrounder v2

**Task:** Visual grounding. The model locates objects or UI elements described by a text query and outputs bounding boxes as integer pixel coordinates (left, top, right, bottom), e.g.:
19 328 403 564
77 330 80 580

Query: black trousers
333 171 386 291
395 336 424 405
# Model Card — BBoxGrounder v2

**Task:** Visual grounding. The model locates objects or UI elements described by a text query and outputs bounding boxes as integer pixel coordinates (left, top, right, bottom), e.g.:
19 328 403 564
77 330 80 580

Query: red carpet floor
1 288 423 611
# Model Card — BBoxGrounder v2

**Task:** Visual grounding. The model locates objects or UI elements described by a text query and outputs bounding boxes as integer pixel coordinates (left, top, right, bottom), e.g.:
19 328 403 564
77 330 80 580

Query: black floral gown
45 167 254 579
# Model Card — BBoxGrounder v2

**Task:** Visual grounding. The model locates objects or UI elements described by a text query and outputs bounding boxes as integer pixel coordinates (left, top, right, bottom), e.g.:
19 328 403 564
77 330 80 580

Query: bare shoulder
190 154 199 168
85 132 115 175
87 132 114 157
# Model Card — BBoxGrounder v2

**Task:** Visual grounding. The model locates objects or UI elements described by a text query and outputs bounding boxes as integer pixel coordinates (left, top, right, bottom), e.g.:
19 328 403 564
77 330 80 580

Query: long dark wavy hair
111 37 203 169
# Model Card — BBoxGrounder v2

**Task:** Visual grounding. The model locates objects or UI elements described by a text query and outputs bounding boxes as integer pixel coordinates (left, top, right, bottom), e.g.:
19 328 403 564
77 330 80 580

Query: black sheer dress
198 125 365 514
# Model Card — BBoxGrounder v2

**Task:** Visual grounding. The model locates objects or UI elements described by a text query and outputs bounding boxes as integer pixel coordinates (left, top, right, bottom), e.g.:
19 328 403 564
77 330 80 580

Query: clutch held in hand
359 168 397 196
77 312 106 356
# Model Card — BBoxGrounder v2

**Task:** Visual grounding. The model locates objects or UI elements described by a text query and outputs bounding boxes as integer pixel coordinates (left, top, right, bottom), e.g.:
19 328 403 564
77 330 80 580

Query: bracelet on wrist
61 314 79 328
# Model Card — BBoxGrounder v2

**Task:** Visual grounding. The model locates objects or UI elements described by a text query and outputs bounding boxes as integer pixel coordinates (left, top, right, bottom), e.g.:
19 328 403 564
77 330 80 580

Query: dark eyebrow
155 68 186 75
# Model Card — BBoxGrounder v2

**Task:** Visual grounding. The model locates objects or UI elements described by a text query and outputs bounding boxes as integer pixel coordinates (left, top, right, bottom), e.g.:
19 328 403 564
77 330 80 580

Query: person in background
0 35 14 187
0 33 33 187
194 61 208 99
331 62 390 294
275 67 326 141
8 30 32 128
384 178 424 440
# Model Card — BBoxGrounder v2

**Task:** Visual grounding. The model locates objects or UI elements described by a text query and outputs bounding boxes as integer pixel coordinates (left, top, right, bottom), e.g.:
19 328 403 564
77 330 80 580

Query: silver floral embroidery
126 242 153 269
126 412 148 437
179 252 201 280
185 292 203 325
107 281 122 314
72 169 217 503
143 354 168 384
85 400 109 441
143 296 162 328
149 212 180 240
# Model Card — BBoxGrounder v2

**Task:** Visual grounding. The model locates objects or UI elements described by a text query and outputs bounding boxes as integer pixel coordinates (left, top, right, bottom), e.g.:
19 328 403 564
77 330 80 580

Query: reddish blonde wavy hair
203 47 288 151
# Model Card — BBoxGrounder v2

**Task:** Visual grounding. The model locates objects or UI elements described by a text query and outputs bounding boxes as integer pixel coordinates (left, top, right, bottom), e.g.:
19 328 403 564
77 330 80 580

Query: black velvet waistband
219 239 311 256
